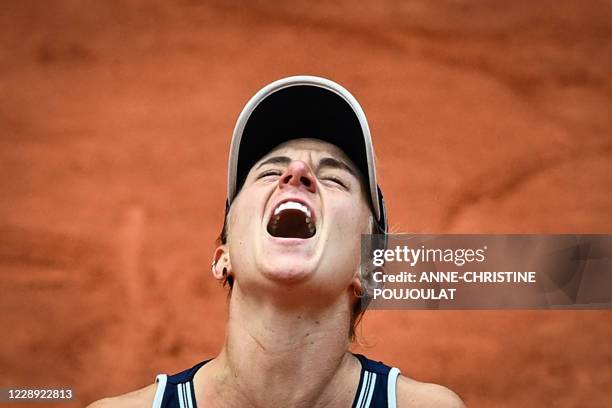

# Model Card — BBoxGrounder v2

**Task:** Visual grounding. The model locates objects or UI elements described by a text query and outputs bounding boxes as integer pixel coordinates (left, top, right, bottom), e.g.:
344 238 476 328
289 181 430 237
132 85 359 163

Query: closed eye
321 176 347 189
258 169 282 179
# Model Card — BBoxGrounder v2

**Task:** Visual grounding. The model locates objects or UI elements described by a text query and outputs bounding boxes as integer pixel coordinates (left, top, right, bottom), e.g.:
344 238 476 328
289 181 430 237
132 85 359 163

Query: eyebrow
255 155 357 177
318 157 357 177
256 156 291 169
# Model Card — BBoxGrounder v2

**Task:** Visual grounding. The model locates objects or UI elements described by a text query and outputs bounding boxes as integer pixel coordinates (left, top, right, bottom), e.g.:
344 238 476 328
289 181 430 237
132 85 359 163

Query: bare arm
396 375 466 408
86 383 157 408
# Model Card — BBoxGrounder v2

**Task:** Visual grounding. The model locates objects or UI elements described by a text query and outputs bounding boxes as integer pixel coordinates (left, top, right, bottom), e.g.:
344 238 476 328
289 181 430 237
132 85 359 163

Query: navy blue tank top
151 353 401 408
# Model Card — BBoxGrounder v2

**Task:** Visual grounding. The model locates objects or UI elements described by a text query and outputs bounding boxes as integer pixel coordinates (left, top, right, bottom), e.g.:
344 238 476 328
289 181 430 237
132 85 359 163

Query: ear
212 245 231 281
350 268 363 298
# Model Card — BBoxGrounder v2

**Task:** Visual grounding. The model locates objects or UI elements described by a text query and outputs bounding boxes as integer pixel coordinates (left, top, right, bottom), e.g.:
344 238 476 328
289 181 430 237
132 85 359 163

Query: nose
279 160 317 193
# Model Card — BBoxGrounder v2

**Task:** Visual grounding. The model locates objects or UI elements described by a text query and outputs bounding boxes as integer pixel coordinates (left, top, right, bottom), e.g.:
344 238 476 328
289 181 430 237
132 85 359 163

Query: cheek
226 194 263 260
324 197 371 274
327 197 370 235
229 190 265 233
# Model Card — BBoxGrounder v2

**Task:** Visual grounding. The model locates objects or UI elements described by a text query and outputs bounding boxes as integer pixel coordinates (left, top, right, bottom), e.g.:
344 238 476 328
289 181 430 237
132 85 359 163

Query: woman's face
225 138 372 299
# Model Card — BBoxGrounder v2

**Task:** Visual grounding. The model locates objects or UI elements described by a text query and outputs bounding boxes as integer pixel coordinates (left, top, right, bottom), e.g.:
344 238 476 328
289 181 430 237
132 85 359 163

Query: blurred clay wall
1 1 611 407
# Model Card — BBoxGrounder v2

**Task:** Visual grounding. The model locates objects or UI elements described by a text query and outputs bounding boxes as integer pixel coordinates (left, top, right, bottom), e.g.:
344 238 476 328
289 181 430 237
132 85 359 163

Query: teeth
305 217 314 232
274 201 311 218
268 202 317 237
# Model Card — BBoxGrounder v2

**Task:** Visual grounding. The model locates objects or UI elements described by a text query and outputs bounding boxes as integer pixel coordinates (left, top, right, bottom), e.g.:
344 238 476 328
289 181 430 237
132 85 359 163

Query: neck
202 283 359 408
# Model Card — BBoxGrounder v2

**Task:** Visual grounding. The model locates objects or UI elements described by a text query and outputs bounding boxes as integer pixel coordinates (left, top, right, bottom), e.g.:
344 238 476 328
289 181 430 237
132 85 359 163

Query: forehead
258 138 357 169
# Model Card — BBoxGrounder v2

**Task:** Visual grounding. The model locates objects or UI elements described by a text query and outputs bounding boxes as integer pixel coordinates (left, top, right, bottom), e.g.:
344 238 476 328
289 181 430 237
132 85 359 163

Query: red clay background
1 1 611 407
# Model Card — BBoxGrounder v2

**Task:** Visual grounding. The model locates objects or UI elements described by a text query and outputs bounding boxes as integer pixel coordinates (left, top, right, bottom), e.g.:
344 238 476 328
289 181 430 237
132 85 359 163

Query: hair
215 201 385 341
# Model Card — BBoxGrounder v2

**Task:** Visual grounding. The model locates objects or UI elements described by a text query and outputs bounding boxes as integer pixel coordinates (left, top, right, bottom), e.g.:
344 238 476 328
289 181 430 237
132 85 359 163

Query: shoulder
396 375 466 408
86 383 157 408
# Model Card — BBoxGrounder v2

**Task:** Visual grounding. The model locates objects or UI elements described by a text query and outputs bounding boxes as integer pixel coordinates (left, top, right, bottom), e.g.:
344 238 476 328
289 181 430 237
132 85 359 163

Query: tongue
267 209 315 239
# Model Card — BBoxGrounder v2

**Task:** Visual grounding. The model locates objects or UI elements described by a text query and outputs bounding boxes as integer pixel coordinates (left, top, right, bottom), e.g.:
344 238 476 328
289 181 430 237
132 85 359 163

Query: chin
259 260 315 284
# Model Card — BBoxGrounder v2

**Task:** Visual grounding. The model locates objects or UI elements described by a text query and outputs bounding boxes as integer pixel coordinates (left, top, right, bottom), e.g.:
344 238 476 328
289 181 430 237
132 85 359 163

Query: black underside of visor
237 85 369 196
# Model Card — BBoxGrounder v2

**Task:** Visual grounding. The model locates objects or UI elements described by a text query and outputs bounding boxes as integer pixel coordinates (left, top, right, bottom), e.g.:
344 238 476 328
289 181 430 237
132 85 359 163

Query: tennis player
88 76 465 408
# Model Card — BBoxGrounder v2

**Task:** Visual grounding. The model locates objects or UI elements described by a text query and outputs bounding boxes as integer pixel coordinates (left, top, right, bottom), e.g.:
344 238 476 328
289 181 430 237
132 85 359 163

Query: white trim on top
152 374 167 408
355 371 379 408
177 383 185 408
185 382 194 408
363 372 377 408
387 367 401 408
355 371 370 407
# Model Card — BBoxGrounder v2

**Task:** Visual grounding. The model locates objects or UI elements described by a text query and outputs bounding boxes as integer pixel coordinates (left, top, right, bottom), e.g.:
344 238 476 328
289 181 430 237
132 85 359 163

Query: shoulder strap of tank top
387 367 401 408
151 359 212 408
152 374 167 408
352 353 401 408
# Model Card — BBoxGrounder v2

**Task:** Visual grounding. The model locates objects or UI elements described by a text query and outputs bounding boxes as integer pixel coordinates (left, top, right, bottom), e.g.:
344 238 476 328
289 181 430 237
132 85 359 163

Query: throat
208 294 357 407
208 348 360 408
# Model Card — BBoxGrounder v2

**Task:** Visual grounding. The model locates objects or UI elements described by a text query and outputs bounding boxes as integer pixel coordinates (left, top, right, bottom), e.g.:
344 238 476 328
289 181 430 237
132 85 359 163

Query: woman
89 76 465 407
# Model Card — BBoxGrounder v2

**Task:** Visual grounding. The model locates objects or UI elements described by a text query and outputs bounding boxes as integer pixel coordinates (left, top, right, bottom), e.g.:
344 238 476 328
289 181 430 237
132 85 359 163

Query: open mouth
267 200 316 239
